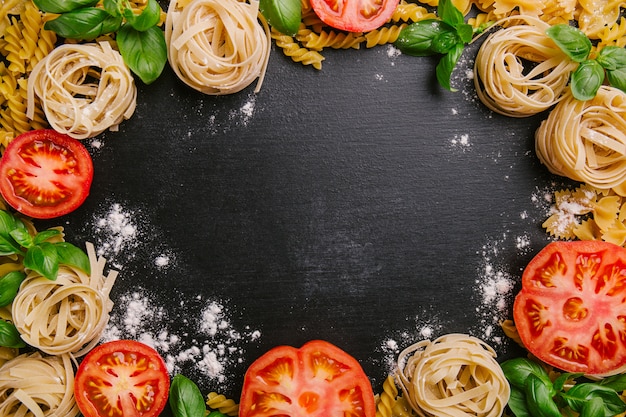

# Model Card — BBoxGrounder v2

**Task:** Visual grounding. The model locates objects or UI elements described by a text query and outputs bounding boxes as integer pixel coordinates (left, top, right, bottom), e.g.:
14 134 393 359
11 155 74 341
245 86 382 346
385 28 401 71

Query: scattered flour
450 133 471 150
92 203 142 268
229 95 256 127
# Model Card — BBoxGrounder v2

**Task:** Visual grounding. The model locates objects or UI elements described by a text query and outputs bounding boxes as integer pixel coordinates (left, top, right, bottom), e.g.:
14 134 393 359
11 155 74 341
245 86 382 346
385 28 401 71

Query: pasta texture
165 0 271 95
206 392 239 416
395 334 510 417
26 40 137 140
0 352 79 417
474 17 577 117
11 242 118 357
535 86 626 192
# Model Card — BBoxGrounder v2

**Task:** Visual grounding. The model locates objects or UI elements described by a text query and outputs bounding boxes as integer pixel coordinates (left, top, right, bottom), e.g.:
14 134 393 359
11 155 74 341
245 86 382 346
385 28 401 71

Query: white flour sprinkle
450 133 471 150
230 95 256 126
92 203 141 268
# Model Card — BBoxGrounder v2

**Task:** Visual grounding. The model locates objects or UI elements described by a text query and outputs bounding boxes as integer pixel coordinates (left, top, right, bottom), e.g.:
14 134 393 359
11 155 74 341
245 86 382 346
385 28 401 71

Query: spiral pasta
474 17 577 117
535 86 626 192
165 0 271 95
395 334 510 417
0 352 79 417
11 242 118 357
206 392 239 416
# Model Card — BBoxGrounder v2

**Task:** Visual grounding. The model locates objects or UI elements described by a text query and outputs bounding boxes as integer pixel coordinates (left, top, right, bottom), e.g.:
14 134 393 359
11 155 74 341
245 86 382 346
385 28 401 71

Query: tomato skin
240 340 376 417
0 129 93 219
513 240 626 376
74 340 170 417
309 0 400 32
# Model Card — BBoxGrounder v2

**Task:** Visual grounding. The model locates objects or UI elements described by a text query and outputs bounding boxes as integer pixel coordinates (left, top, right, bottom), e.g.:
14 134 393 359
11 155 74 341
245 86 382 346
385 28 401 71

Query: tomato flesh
0 129 93 219
74 340 170 417
240 340 376 417
513 240 626 376
310 0 399 32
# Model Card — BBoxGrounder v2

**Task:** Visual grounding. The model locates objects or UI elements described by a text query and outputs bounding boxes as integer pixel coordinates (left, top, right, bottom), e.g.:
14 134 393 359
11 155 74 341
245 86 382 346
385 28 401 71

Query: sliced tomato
240 340 376 417
310 0 400 32
74 340 170 417
0 129 93 219
513 240 626 376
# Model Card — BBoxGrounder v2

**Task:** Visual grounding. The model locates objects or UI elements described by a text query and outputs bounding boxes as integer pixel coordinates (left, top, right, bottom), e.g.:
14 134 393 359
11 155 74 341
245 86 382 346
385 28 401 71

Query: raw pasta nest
474 17 577 117
11 243 117 357
165 0 271 95
535 85 626 193
395 333 510 417
26 41 137 140
0 352 79 417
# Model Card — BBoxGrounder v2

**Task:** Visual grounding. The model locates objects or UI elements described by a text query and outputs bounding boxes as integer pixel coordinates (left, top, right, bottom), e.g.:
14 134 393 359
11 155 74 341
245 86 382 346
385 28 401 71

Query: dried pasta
206 392 239 416
0 352 79 417
26 41 137 140
11 242 118 357
395 334 510 417
376 375 400 417
271 27 325 70
474 16 577 117
165 0 271 95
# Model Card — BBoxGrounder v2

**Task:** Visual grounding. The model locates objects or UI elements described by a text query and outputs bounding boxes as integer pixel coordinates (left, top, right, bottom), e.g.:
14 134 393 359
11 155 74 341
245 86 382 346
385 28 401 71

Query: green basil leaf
565 383 626 416
581 396 608 417
596 46 626 70
123 0 161 31
571 59 605 101
507 386 533 417
9 227 33 248
33 0 99 13
116 24 167 84
546 24 591 62
438 0 464 27
54 242 91 274
0 271 26 307
436 42 464 91
431 30 460 54
259 0 301 36
525 374 561 417
169 374 206 417
395 20 454 56
33 229 62 245
0 210 18 238
208 412 228 417
456 22 473 44
24 242 59 281
0 235 22 256
599 373 626 392
103 0 122 16
0 320 25 348
44 8 123 40
607 67 626 92
500 357 552 390
552 372 582 392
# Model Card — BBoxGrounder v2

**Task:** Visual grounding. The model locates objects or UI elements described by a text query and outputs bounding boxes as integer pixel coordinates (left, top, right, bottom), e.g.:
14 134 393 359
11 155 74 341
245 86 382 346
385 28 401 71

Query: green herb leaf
580 396 607 417
507 386 533 417
599 373 626 392
0 320 25 348
10 227 33 248
33 229 62 245
24 242 59 281
0 271 25 307
33 0 99 13
44 7 123 40
259 0 301 36
169 374 207 417
54 242 91 274
571 59 605 101
116 24 167 84
596 46 626 70
546 24 591 62
123 0 161 31
103 0 122 16
0 211 24 256
208 412 228 417
552 372 583 392
606 67 626 92
501 358 552 390
395 20 455 57
525 374 561 417
431 30 460 54
565 383 626 416
436 42 463 91
456 22 474 44
438 0 464 27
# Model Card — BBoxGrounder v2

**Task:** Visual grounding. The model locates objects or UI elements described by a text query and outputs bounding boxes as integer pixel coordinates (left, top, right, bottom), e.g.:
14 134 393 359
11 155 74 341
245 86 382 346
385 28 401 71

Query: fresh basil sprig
169 374 207 417
394 0 490 91
501 357 626 417
0 270 25 307
260 0 301 36
0 210 90 280
0 320 25 349
547 24 626 100
34 0 166 84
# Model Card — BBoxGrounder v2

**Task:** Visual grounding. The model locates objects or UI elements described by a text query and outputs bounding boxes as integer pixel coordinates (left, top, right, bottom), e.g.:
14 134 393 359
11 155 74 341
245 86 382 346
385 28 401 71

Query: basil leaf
169 374 206 417
33 229 62 245
208 412 228 417
507 386 533 417
0 212 23 256
24 242 59 281
436 42 464 91
103 0 122 16
596 46 626 70
123 0 161 31
33 0 99 13
606 67 626 92
571 59 605 101
431 30 460 54
0 320 25 348
0 271 26 307
581 396 608 417
552 372 582 392
438 0 464 27
525 374 561 417
599 373 626 392
395 20 455 56
565 383 626 416
116 24 167 84
0 210 18 238
45 8 123 40
456 22 473 44
54 242 91 274
259 0 301 36
9 227 33 248
502 358 552 390
546 24 591 62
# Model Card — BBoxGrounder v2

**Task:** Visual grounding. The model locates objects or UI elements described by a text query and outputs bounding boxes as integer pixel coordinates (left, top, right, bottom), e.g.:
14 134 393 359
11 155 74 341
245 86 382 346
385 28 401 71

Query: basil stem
260 0 301 36
0 320 25 349
546 24 592 63
116 24 167 85
0 271 26 307
169 374 207 417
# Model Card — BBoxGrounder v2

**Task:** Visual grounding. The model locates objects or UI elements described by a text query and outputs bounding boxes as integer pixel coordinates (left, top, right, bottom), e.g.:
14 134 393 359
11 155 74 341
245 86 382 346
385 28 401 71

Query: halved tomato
310 0 400 32
74 340 170 417
513 240 626 376
0 129 93 219
240 340 376 417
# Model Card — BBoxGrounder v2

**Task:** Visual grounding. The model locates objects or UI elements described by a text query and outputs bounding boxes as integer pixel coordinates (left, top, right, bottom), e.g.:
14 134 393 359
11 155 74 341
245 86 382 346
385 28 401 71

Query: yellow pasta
596 17 626 48
206 392 239 416
297 28 365 50
365 24 407 48
376 375 400 417
391 2 436 22
272 27 325 69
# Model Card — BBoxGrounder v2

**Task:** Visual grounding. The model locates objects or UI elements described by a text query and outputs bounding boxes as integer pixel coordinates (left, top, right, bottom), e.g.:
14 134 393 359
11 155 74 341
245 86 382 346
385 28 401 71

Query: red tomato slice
310 0 400 32
513 240 626 376
240 340 376 417
0 129 93 219
74 340 170 417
